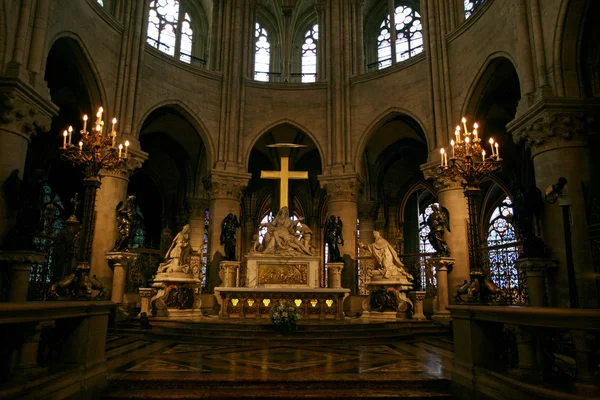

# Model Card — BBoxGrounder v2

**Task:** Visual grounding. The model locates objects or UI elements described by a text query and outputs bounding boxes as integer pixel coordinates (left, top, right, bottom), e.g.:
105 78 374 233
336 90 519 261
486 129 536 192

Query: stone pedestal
106 251 138 304
245 254 321 288
410 290 427 320
219 260 240 287
151 272 202 318
362 279 413 321
327 262 344 289
0 250 47 301
430 257 454 323
138 287 155 317
515 257 557 307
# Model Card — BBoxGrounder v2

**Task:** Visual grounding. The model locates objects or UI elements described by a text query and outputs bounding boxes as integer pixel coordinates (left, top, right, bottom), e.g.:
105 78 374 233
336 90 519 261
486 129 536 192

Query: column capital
318 173 363 203
0 81 58 141
507 98 600 155
421 162 463 191
202 170 251 201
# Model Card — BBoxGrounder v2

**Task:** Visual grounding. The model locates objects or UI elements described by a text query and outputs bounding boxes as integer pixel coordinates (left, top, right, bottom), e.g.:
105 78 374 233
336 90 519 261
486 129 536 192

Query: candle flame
451 139 455 146
461 117 466 123
63 130 68 137
440 148 445 154
112 118 117 124
83 115 88 121
68 126 73 133
125 140 130 147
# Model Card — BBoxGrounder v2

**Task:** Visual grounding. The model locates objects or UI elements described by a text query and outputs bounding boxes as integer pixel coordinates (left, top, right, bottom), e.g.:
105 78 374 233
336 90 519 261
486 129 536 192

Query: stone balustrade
0 301 114 399
448 305 600 399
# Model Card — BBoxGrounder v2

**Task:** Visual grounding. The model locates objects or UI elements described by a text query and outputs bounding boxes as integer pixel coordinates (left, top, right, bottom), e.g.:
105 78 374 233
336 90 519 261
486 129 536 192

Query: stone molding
507 98 600 155
202 170 251 200
0 84 57 140
318 173 363 202
421 162 463 191
0 250 47 264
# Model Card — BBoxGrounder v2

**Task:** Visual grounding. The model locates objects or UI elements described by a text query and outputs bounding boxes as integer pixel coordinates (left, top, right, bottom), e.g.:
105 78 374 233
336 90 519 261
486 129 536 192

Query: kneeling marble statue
360 231 413 284
157 224 192 274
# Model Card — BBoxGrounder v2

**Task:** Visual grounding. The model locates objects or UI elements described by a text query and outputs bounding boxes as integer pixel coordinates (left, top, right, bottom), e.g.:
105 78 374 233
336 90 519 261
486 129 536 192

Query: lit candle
482 149 486 161
79 141 83 153
465 136 470 155
462 117 468 135
68 125 73 145
111 118 117 135
495 142 499 158
96 106 103 124
440 148 445 167
473 128 478 142
83 114 88 133
124 140 130 158
445 152 448 167
489 138 495 155
118 143 123 159
62 130 67 149
96 124 102 136
450 139 455 157
455 125 461 143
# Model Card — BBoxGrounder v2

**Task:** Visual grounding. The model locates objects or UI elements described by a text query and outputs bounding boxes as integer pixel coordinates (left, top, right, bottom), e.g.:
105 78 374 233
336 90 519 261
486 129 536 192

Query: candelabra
52 107 129 299
440 118 504 303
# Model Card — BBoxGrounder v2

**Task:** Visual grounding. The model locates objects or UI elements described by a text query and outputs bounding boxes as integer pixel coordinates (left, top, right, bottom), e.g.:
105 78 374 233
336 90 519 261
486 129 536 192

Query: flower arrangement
269 299 301 332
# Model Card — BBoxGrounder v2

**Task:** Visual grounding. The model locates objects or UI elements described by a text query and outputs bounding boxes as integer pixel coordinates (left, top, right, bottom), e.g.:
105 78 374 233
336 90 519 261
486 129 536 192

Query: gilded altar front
258 263 308 285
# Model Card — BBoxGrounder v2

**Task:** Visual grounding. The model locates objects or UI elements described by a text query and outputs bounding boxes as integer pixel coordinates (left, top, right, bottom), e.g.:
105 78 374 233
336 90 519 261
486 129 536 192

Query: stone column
410 290 427 320
187 197 209 250
319 174 362 293
219 261 239 287
509 100 599 308
358 201 377 245
431 257 454 324
514 258 557 307
203 170 250 292
422 164 470 301
106 252 138 304
0 88 55 244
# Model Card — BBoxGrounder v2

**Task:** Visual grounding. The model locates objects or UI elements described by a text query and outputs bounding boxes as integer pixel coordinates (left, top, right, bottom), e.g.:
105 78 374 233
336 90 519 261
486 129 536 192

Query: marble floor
102 332 455 399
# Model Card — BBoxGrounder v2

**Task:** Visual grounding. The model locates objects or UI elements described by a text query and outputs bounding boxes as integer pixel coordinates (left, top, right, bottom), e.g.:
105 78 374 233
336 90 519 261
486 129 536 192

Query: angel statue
325 215 344 262
426 204 451 257
113 195 144 251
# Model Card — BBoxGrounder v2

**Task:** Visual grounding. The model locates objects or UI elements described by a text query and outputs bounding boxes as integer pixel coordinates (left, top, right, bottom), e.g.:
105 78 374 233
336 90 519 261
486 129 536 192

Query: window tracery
301 24 318 83
254 22 271 82
418 203 437 291
375 5 423 71
147 0 197 64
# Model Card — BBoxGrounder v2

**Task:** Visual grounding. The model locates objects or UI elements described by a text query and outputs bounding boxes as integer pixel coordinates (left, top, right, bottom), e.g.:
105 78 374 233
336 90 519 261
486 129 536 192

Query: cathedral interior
0 0 599 398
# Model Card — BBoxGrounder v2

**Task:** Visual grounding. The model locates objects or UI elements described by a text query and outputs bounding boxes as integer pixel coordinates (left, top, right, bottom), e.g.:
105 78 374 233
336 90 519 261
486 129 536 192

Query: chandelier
439 117 504 303
52 106 130 299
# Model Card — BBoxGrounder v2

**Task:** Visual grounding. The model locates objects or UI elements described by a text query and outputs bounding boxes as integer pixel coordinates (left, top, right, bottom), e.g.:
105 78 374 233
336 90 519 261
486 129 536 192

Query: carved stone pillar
203 170 250 292
358 201 377 244
90 153 146 291
319 174 362 293
187 197 209 250
508 99 600 308
138 287 155 317
422 163 470 300
0 88 56 244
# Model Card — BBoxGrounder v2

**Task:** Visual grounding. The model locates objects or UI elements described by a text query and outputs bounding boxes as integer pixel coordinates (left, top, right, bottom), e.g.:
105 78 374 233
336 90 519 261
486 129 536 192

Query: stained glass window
377 6 423 70
254 22 270 82
301 24 318 83
486 196 526 304
464 0 486 19
418 203 438 290
147 1 194 63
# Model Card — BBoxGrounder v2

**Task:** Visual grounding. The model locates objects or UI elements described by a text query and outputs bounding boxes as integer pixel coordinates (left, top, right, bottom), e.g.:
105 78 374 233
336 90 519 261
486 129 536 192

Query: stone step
104 378 453 399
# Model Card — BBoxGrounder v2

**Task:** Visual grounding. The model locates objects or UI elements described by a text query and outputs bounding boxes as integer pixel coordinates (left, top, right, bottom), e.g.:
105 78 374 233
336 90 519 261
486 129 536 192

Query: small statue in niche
511 179 547 258
220 213 242 261
113 195 144 251
157 224 191 274
426 204 451 257
325 215 344 262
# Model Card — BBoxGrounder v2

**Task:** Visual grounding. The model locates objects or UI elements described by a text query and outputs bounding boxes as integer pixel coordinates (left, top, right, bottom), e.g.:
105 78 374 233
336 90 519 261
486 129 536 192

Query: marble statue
157 224 191 274
259 206 312 256
426 204 451 257
360 231 413 283
325 215 344 262
220 213 241 261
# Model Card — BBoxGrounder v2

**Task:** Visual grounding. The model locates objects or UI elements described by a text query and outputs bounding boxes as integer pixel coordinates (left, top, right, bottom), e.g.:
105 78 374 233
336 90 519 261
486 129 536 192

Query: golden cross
260 157 308 209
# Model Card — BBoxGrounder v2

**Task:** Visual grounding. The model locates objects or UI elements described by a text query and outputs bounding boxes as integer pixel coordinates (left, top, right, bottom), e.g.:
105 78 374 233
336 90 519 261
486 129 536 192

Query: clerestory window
147 0 198 64
254 22 271 82
374 4 423 71
301 24 318 83
464 0 486 19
